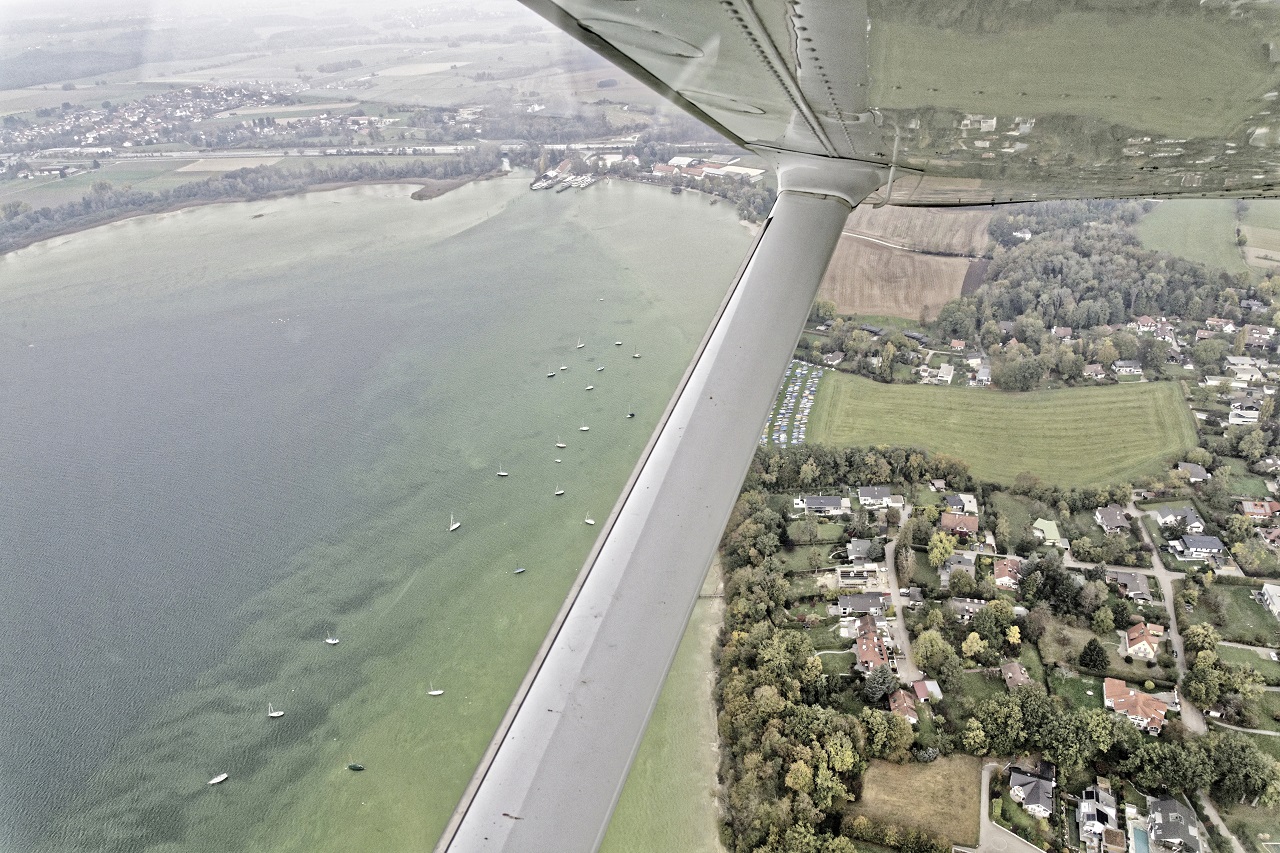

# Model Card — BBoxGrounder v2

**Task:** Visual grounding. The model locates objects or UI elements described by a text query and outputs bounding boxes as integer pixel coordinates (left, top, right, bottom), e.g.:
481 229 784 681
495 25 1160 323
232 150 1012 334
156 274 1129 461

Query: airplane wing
439 2 1280 850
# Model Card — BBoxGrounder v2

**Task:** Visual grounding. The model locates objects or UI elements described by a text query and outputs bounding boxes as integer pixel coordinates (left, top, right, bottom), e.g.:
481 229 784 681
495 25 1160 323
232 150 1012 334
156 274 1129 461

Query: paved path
884 505 922 683
1128 503 1207 734
1198 792 1248 853
1210 719 1280 736
976 763 1048 853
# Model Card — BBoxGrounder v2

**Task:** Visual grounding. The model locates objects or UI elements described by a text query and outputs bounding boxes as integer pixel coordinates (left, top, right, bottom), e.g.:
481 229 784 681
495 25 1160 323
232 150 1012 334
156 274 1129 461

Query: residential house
935 363 955 385
1106 569 1153 602
794 495 852 516
1149 797 1203 853
887 688 919 725
904 587 926 608
836 592 890 617
1228 364 1265 383
911 679 942 702
993 557 1022 590
1077 781 1121 853
1169 535 1227 561
1103 677 1169 733
1000 660 1032 691
823 351 845 367
1154 506 1206 534
1083 363 1107 380
1206 317 1237 333
1113 359 1143 375
941 551 977 589
1032 518 1067 548
1094 504 1130 534
1176 463 1210 483
1008 762 1056 820
1261 583 1280 619
1130 316 1158 333
1052 326 1073 342
857 486 892 509
1125 621 1164 659
837 564 879 587
1260 528 1280 548
950 338 966 350
1244 324 1276 349
940 511 979 539
851 615 892 673
948 597 987 622
1240 500 1280 520
845 539 873 562
974 365 992 386
1155 322 1177 344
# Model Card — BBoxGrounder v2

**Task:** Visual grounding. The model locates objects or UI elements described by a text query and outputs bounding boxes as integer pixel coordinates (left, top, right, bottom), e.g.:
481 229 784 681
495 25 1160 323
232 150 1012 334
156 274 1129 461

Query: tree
962 718 989 754
961 632 989 660
863 664 899 703
806 547 825 572
1006 625 1022 648
949 568 976 597
1091 606 1115 636
913 629 960 675
860 708 914 762
1079 637 1109 671
928 531 957 570
1183 622 1221 655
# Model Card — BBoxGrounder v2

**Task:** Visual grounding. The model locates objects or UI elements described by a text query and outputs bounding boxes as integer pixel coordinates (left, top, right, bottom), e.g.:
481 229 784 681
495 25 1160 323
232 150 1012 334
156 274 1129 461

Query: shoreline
0 171 501 259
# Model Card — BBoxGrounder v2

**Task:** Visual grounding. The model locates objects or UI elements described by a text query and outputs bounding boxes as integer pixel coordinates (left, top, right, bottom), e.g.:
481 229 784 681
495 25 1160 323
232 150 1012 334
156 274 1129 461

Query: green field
1178 582 1279 646
1219 458 1273 500
809 375 1197 488
1049 670 1104 710
1215 644 1280 684
1135 200 1250 276
848 755 983 846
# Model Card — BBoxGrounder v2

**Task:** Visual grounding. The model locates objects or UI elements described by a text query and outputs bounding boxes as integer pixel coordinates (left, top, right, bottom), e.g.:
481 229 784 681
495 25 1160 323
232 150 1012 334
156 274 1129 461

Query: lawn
1049 669 1104 710
808 376 1197 488
955 670 1009 704
849 755 983 846
1038 619 1097 668
1019 644 1047 687
1135 200 1250 276
1218 458 1273 500
1220 796 1280 853
1178 582 1279 647
1215 644 1280 685
912 548 942 592
993 794 1053 850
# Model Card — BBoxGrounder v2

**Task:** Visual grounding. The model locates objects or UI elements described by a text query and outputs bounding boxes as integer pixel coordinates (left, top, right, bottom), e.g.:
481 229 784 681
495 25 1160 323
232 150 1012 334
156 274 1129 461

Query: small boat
560 365 568 371
547 369 556 378
579 423 589 431
208 773 229 786
554 458 562 463
614 341 623 346
625 408 635 419
347 763 365 772
576 337 585 349
449 513 461 532
555 438 566 448
268 703 284 719
497 468 509 477
596 366 604 372
325 634 340 646
585 385 594 391
428 683 444 696
555 487 565 496
584 515 596 525
632 351 641 359
513 567 526 575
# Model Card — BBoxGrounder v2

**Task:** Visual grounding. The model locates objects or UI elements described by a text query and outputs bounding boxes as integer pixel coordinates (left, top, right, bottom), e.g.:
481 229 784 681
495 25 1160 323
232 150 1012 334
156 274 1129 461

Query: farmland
808 375 1197 488
1135 200 1250 276
818 236 973 320
847 755 983 846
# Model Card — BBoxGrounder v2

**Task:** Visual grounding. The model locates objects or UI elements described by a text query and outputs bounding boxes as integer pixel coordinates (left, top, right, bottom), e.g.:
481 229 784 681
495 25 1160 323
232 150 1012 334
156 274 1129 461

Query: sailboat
449 513 461 532
325 633 340 646
513 567 526 575
632 350 641 359
625 404 635 419
555 437 566 448
208 773 229 786
579 422 590 431
614 341 623 346
596 366 605 372
428 683 444 697
555 458 562 463
584 514 596 525
268 703 284 719
560 364 568 371
547 367 556 378
576 337 585 349
497 467 509 477
555 487 565 496
585 384 594 391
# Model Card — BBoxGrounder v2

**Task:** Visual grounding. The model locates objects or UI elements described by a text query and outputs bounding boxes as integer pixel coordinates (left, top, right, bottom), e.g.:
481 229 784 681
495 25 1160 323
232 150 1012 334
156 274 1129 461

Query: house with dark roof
845 539 873 562
1113 359 1143 375
836 592 889 617
1154 506 1205 534
948 597 987 622
1149 797 1203 853
1008 762 1056 820
856 485 892 508
1094 504 1129 534
794 495 852 516
1169 535 1226 561
1106 569 1152 602
1077 781 1119 853
1177 462 1211 483
941 551 977 590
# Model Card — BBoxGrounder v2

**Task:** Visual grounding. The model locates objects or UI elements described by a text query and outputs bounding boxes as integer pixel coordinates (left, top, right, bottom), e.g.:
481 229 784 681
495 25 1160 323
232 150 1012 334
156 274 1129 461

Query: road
1127 503 1207 734
974 763 1048 853
884 505 922 683
1197 793 1247 853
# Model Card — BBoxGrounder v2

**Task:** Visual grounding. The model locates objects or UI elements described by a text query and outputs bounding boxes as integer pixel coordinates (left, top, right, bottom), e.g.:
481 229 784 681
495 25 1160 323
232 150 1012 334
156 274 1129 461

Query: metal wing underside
523 0 1280 205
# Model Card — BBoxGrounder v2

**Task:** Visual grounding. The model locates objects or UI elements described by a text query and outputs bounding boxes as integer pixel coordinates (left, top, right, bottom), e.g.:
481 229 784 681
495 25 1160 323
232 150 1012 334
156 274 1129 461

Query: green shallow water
0 176 751 851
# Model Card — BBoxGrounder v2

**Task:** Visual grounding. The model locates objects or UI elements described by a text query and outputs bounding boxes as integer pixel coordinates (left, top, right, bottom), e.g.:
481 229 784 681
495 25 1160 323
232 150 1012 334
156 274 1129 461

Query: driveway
884 506 922 683
975 763 1047 853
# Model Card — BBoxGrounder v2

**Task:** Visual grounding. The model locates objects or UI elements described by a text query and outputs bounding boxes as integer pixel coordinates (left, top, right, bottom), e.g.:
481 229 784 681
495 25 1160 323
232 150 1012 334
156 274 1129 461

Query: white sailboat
560 364 568 371
268 703 284 719
208 773 229 785
596 366 605 372
546 367 556 378
325 633 340 645
555 437 567 448
555 487 565 496
632 350 641 359
579 422 590 431
585 385 594 391
554 458 562 463
513 567 526 575
449 513 461 532
497 466 509 477
576 337 585 349
427 683 444 697
614 341 623 346
584 514 596 525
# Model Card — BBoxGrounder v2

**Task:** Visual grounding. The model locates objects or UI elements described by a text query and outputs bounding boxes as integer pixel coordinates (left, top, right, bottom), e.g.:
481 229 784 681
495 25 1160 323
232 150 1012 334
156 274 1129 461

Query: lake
0 175 752 851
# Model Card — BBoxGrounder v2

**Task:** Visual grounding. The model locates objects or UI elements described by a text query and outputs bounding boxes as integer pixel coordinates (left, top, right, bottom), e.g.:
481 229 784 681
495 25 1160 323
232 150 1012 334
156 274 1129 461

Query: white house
1262 583 1280 620
856 486 892 509
794 495 852 516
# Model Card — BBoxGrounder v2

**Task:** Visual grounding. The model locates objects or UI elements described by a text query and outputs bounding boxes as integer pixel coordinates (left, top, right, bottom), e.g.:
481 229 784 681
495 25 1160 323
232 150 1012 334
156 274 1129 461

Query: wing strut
439 166 883 853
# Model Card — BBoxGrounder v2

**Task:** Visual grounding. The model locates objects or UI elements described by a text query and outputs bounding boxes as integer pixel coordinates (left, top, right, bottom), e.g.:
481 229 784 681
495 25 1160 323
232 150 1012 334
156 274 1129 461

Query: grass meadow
848 755 983 846
1135 200 1250 276
808 375 1196 488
